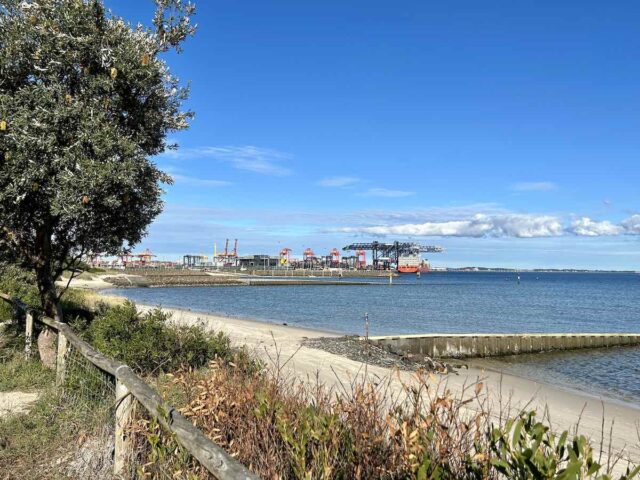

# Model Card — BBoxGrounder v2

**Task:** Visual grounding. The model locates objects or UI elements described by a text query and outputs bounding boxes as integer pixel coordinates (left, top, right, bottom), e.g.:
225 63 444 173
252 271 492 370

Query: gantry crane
343 241 443 270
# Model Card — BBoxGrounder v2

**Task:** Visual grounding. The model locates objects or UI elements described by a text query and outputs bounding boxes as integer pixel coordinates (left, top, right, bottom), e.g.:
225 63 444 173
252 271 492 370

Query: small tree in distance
0 0 195 363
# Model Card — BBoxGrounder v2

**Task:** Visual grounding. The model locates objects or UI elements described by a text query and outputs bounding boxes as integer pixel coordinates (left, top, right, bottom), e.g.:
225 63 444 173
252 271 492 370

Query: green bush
0 264 40 320
84 301 237 374
490 411 640 480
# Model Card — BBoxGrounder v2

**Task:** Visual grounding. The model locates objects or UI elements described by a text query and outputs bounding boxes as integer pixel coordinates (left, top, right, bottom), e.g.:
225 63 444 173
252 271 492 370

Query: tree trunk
36 271 63 369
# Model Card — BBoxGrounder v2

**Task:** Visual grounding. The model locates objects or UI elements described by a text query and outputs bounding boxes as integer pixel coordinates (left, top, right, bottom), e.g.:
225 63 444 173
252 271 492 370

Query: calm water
105 272 640 404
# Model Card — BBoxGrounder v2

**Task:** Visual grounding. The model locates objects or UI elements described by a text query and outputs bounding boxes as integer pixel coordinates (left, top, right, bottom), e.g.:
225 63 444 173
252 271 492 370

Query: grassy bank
86 267 396 289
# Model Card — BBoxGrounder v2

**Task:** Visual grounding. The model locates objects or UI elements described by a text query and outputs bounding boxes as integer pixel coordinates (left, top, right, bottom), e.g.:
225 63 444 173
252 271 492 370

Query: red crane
279 247 292 265
303 248 316 269
218 238 238 267
330 248 341 267
356 249 366 269
136 249 156 266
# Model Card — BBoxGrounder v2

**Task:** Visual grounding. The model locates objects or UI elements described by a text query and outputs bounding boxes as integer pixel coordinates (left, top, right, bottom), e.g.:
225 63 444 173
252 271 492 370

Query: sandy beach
135 303 640 468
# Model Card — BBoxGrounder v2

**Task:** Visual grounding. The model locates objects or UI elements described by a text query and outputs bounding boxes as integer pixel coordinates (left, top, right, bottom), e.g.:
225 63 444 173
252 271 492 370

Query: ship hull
397 265 431 273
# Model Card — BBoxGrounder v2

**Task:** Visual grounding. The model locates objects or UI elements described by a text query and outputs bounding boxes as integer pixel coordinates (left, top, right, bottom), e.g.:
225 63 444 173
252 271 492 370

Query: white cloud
171 174 233 188
340 214 564 238
569 217 624 237
362 188 415 198
317 176 360 187
338 213 640 239
163 146 292 176
622 215 640 234
510 181 558 192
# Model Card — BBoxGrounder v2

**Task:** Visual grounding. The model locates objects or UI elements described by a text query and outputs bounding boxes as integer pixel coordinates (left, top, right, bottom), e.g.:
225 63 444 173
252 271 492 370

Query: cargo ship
397 254 431 273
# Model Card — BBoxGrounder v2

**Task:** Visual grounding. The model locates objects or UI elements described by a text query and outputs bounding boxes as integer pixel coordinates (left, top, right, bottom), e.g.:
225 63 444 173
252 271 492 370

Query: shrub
490 412 640 480
0 264 40 320
0 263 92 322
130 362 640 480
84 301 240 374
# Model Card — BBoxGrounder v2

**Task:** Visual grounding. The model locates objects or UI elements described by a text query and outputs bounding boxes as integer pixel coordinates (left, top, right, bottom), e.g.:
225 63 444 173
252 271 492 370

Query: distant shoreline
439 269 640 273
60 269 640 292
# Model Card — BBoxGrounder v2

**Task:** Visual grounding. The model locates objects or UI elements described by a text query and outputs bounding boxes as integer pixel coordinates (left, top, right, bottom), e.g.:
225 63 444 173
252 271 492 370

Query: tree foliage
0 0 195 318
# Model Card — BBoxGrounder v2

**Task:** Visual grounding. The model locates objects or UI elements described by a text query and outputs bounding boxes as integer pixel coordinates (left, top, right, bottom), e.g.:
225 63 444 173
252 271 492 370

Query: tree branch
55 247 86 301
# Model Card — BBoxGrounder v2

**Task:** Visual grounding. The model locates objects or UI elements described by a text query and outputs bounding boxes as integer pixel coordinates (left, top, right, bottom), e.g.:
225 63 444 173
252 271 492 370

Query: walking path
0 391 39 418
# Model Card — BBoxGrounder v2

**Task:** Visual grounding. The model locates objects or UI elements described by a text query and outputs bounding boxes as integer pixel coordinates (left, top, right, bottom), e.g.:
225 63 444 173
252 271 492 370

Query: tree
0 0 195 362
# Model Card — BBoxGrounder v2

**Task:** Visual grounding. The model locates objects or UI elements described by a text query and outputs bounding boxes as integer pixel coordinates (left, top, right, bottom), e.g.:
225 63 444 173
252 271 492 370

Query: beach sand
139 304 640 469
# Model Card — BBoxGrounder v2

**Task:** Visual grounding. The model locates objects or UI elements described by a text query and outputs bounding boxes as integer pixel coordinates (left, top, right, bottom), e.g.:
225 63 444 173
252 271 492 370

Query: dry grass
178 363 493 479
128 349 640 480
75 290 125 309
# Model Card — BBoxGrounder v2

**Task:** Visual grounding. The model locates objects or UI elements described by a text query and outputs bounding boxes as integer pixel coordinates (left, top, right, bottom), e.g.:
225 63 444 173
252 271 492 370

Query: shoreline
466 355 640 411
125 300 640 465
136 301 346 337
135 300 640 407
101 288 640 410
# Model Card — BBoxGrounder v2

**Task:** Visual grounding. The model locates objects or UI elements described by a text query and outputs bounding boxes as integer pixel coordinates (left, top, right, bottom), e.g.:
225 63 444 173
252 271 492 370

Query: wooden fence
0 293 259 480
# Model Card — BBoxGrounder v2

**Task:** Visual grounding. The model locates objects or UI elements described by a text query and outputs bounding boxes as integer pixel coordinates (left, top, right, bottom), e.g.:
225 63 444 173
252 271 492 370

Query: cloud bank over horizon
337 214 640 239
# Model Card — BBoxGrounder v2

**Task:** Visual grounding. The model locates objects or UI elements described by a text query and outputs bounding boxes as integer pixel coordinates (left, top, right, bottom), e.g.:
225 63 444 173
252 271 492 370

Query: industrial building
237 255 280 269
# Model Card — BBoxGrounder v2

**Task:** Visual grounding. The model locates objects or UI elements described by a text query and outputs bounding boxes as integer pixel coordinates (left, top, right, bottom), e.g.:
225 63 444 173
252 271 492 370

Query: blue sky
108 1 640 269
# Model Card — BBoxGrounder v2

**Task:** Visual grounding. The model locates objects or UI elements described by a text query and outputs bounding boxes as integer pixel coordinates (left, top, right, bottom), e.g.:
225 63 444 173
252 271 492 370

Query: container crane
330 248 341 267
303 248 316 269
279 247 292 265
343 241 444 271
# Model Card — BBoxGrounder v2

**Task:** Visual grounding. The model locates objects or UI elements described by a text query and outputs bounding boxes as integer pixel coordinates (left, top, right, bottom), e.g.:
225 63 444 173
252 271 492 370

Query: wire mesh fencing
63 342 115 413
52 341 117 479
59 343 210 479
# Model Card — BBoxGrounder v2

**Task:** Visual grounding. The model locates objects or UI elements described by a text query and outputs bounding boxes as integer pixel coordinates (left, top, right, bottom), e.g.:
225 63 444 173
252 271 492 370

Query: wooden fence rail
0 293 259 480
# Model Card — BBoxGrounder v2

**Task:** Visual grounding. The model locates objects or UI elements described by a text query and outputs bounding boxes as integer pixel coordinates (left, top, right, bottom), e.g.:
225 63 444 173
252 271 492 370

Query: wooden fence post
114 376 133 477
24 312 34 359
56 332 68 386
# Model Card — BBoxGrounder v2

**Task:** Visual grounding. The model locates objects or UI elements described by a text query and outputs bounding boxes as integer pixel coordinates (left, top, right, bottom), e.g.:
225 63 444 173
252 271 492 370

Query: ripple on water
472 346 640 407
